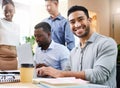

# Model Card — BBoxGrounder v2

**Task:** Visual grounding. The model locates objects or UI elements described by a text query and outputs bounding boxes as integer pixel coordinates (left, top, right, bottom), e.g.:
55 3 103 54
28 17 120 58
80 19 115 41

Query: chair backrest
117 64 120 88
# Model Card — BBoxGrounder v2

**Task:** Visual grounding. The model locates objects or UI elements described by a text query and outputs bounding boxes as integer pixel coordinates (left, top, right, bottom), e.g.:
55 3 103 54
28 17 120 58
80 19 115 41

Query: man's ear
88 17 92 23
48 32 51 37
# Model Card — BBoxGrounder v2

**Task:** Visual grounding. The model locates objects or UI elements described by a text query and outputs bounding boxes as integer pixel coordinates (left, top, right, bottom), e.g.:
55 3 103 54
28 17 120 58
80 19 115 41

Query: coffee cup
20 63 34 83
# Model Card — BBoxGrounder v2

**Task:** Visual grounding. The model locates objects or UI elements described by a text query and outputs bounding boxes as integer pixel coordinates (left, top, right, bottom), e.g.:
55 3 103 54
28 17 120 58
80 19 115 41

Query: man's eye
78 18 84 22
70 21 75 24
36 35 42 38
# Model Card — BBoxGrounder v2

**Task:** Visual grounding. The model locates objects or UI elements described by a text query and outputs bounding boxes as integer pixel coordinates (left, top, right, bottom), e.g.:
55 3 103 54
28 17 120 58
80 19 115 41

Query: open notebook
16 43 35 68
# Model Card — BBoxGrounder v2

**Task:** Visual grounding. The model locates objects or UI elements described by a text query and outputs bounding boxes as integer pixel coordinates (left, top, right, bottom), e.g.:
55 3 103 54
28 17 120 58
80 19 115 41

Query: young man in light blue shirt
36 6 117 88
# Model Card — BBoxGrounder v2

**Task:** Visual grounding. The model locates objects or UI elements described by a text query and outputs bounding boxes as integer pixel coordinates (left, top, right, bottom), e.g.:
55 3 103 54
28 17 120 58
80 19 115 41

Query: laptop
16 43 35 68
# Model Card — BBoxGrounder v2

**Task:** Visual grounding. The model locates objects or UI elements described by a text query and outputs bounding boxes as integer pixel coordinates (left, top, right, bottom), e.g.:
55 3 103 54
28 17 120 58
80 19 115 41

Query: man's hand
36 66 63 78
36 63 48 68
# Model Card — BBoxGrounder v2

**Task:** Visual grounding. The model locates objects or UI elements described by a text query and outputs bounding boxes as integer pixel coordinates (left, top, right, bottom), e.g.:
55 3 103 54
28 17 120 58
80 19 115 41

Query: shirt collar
48 40 55 50
76 32 99 48
38 40 55 51
48 14 62 20
87 32 99 43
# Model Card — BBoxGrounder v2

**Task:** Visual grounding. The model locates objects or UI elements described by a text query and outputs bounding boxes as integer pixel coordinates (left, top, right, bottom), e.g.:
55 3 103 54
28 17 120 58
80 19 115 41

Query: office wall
68 0 110 36
110 0 120 44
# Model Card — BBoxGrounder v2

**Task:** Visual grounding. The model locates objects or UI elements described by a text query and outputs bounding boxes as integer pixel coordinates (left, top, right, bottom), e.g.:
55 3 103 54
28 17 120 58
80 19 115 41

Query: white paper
33 77 89 86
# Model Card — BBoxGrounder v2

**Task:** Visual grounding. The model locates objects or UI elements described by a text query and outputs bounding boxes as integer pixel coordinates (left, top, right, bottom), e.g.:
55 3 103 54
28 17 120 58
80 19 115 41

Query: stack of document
33 77 89 88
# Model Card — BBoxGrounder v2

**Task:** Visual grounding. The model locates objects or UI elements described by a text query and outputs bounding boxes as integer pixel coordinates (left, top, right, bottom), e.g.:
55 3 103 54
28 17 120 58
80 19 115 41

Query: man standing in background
43 0 75 51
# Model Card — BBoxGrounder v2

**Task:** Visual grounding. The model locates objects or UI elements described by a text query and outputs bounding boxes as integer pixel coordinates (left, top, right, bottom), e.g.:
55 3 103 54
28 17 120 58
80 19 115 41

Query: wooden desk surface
0 82 110 88
0 82 39 88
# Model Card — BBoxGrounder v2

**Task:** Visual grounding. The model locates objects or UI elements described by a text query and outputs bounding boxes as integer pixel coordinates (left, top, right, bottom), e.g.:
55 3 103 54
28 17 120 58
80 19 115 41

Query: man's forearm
61 71 86 80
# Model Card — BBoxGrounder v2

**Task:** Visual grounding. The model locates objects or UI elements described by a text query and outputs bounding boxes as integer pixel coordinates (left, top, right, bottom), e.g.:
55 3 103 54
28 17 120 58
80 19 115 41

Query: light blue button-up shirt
70 32 117 88
43 14 75 51
34 40 70 70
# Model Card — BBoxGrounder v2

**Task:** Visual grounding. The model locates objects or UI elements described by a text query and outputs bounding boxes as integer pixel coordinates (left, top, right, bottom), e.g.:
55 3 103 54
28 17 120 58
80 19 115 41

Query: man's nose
47 6 51 10
75 21 81 27
36 37 39 41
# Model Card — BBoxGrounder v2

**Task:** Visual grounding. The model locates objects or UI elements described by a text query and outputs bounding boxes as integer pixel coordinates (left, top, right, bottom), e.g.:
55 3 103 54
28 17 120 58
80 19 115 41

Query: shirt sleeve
85 38 117 83
59 46 70 70
64 21 75 51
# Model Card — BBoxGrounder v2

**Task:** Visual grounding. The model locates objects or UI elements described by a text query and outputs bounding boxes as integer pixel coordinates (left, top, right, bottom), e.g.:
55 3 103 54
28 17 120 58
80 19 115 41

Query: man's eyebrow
69 16 84 21
78 15 84 18
69 19 74 22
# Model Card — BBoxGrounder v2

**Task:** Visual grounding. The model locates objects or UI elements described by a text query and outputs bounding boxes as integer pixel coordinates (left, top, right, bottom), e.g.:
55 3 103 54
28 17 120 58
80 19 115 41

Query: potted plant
25 36 35 55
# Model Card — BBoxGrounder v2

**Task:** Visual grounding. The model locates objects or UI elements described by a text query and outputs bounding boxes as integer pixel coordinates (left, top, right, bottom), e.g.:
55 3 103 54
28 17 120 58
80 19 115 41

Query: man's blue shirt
34 40 70 70
43 14 75 51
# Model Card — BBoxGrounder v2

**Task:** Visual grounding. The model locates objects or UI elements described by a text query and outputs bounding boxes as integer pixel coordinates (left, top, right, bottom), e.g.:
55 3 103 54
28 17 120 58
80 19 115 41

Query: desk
0 83 110 88
0 83 39 88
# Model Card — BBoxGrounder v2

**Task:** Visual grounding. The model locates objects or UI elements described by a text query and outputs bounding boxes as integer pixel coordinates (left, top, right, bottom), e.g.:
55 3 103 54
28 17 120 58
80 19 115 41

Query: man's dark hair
34 22 51 33
67 5 89 18
2 0 15 8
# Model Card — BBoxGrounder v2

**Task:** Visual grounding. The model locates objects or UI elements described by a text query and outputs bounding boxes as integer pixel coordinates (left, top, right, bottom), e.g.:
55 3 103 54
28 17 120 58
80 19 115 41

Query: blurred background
0 0 120 45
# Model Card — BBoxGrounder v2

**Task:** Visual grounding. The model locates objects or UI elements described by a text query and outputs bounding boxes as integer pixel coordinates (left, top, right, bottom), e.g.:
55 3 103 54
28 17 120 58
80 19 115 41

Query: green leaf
25 35 35 55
